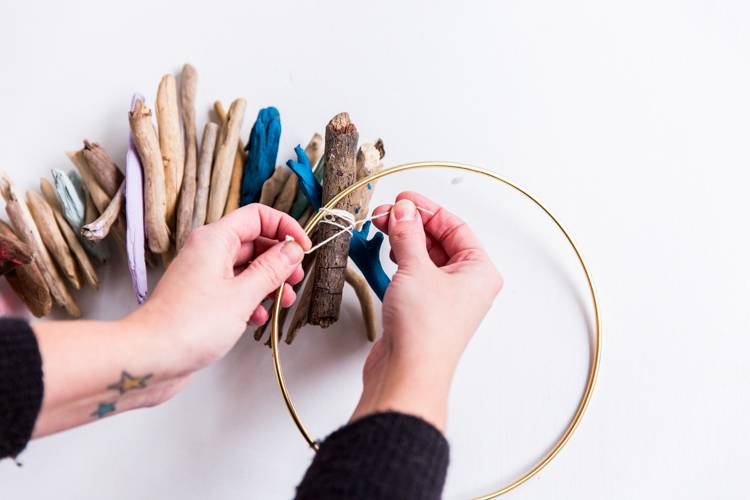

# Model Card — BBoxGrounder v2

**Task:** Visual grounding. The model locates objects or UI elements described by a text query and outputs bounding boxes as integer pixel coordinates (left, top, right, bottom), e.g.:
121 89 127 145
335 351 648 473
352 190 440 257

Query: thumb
388 199 430 268
236 238 305 305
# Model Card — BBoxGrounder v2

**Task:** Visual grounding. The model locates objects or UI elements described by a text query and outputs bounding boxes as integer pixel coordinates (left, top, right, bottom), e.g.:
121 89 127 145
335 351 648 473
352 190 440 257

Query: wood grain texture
26 190 80 290
40 178 98 289
0 174 79 316
129 98 170 253
213 101 246 216
81 180 124 241
175 64 198 251
156 74 185 228
307 112 359 327
192 122 219 228
207 98 246 222
0 221 51 317
81 140 123 197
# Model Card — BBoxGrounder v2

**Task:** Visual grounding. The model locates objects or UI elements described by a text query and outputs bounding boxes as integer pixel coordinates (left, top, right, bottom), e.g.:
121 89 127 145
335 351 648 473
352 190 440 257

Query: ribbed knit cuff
0 318 43 460
296 411 449 500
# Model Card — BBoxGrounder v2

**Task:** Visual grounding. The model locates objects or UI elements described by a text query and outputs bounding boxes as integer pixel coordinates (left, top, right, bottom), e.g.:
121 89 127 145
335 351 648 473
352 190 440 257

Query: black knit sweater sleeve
0 317 43 460
295 412 450 500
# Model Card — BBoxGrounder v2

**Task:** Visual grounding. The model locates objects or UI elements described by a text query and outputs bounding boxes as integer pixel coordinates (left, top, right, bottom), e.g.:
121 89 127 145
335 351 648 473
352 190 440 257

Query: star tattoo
107 371 153 395
91 402 116 419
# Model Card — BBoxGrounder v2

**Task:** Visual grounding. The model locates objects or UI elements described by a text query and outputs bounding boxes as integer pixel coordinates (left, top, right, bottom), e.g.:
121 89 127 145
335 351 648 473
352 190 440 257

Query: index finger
214 203 312 250
374 191 484 258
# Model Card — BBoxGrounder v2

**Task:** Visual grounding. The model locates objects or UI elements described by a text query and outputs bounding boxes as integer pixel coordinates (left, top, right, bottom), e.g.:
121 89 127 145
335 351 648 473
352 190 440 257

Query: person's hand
126 203 311 378
350 192 503 431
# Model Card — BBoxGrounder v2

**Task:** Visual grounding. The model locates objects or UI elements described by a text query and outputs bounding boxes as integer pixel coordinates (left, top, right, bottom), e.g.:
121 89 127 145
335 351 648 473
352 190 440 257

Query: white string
286 206 435 255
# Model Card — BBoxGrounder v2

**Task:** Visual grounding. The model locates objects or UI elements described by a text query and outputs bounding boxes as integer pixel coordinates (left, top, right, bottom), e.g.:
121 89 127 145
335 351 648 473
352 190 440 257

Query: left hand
126 203 311 377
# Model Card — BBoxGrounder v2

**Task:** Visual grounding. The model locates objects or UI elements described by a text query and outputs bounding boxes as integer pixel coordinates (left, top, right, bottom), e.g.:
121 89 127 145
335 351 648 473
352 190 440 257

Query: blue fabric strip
240 106 281 206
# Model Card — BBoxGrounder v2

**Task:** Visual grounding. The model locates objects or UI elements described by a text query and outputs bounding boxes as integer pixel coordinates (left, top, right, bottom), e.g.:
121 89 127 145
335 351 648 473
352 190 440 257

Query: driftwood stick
0 221 51 317
307 113 359 327
274 133 323 214
213 101 246 216
84 192 97 224
81 140 123 197
81 180 124 241
259 165 290 206
0 174 80 317
26 190 81 290
175 64 198 251
353 142 385 221
287 264 316 343
129 97 170 253
207 98 246 222
40 178 98 289
67 150 126 248
345 265 376 341
192 122 219 228
0 232 32 274
157 74 185 229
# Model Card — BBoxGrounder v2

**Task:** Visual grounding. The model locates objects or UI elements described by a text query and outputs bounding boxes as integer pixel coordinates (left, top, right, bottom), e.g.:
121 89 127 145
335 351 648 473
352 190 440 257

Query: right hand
350 192 503 431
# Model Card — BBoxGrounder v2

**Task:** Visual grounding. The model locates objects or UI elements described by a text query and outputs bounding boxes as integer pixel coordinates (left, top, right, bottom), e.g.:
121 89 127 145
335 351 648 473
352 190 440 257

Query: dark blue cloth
240 107 281 206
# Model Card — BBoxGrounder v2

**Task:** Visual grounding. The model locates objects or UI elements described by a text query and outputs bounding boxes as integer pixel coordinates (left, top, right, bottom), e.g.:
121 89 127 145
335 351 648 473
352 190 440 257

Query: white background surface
1 1 749 499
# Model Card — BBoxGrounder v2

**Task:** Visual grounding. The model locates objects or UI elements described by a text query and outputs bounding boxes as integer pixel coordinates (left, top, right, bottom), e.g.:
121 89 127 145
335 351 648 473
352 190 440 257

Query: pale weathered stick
259 165 290 206
0 221 51 317
81 140 123 197
40 178 98 289
345 265 376 341
129 98 170 253
175 64 198 251
192 122 219 228
207 98 246 222
157 74 185 229
353 142 385 221
274 133 323 214
67 150 126 248
308 112 359 327
81 180 124 241
0 174 80 317
214 101 246 216
26 190 81 290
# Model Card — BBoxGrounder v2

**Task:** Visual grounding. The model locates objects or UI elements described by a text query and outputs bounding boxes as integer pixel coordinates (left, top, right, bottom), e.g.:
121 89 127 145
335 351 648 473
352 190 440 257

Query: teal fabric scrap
240 107 281 206
290 156 324 219
349 221 390 301
287 145 322 211
51 168 110 263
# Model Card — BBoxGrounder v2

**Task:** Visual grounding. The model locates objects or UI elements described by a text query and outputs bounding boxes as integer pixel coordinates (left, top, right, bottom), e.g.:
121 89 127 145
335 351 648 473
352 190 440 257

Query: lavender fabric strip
125 94 148 304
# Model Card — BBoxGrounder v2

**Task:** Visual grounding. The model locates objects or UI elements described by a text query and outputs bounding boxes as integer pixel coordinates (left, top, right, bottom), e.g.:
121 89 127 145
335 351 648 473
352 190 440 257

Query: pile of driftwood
0 64 383 344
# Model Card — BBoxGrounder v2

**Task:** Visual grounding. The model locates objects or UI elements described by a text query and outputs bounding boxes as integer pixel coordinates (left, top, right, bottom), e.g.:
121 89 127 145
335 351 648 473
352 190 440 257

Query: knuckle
249 257 284 288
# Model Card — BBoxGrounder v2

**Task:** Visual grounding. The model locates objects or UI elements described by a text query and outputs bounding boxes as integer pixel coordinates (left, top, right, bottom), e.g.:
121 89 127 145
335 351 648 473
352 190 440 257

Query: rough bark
307 112 359 327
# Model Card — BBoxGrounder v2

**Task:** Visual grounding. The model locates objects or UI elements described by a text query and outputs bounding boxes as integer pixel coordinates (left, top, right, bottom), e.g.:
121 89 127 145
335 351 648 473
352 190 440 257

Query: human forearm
31 317 187 438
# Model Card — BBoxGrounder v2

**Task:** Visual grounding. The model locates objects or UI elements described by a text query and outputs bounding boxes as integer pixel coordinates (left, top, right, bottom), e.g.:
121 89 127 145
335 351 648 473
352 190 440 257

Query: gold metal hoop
270 161 601 499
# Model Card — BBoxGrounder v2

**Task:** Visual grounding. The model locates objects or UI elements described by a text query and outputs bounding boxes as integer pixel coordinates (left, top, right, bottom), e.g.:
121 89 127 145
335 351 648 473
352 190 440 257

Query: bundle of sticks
0 64 383 344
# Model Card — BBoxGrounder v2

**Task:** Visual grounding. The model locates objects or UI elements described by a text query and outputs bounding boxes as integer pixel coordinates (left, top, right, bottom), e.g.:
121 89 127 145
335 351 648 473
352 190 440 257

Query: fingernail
281 240 304 264
393 199 416 221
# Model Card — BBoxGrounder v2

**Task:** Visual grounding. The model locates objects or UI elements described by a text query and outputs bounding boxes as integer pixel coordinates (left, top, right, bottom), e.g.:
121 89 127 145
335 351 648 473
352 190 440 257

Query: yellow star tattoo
107 371 153 394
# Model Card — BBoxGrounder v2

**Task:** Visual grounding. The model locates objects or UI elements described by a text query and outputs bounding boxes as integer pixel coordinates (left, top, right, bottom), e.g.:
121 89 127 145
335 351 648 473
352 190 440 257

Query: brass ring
270 161 602 499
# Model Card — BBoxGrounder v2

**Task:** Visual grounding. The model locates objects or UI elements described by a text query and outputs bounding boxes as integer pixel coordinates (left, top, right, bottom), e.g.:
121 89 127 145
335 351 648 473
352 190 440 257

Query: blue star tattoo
91 401 116 419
